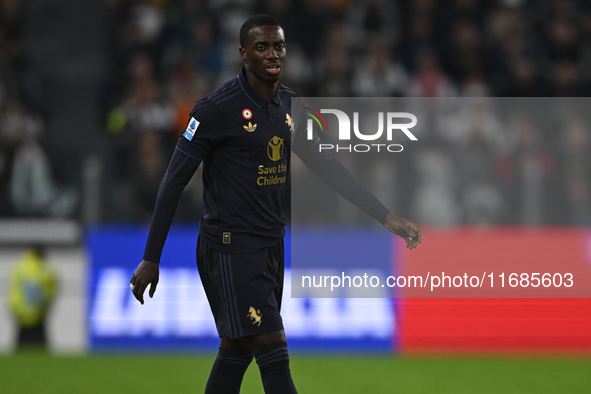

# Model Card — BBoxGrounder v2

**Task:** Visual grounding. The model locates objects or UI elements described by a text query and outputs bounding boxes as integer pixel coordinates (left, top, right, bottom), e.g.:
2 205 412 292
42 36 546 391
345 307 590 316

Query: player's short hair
239 14 281 48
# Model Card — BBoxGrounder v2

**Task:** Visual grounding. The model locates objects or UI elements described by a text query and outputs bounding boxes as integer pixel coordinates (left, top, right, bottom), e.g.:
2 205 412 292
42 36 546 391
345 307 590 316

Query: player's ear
239 47 247 63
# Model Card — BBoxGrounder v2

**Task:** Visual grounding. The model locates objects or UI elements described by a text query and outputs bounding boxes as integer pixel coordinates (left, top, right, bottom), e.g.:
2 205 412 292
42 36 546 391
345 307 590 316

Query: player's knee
217 348 254 371
254 341 290 371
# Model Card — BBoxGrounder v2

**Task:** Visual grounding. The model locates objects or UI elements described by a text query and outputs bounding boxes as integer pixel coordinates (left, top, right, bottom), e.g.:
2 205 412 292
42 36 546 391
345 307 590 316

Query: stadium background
1 0 591 393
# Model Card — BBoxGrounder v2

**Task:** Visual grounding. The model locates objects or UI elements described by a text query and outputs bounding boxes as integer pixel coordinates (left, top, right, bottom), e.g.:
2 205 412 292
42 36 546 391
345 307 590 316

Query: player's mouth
266 64 281 74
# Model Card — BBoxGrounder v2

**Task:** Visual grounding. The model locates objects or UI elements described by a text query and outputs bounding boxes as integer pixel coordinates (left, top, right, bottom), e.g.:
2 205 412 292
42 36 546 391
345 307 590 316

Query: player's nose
268 48 279 59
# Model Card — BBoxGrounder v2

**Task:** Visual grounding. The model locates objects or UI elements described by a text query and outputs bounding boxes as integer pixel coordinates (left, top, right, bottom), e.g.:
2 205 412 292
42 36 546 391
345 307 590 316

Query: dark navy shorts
196 235 285 339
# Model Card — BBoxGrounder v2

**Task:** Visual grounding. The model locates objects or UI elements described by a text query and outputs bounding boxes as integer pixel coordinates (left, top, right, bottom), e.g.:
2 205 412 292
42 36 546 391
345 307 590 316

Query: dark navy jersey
143 68 390 263
176 68 293 252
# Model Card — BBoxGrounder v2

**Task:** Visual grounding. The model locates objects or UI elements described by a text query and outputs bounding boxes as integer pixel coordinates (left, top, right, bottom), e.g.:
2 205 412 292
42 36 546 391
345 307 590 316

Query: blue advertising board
86 225 397 352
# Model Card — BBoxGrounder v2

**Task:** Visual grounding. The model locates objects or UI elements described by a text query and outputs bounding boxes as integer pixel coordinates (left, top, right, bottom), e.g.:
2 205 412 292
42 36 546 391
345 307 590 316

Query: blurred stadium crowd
0 0 590 226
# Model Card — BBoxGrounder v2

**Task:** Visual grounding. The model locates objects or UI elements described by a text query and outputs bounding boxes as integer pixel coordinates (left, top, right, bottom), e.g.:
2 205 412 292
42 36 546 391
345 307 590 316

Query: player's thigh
220 330 287 352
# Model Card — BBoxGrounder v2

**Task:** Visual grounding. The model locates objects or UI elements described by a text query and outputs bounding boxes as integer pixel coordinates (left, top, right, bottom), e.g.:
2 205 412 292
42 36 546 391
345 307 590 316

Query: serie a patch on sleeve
183 117 200 141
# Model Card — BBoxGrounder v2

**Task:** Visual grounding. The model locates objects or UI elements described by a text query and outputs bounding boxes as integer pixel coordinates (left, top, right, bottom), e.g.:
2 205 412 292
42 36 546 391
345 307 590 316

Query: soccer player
130 14 422 394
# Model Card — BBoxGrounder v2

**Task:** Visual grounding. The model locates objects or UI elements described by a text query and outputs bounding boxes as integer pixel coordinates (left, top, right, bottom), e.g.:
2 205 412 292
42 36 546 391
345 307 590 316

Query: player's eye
257 45 266 51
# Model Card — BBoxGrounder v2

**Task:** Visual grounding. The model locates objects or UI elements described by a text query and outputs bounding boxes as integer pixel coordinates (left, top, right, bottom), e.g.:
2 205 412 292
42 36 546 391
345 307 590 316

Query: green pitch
1 352 590 393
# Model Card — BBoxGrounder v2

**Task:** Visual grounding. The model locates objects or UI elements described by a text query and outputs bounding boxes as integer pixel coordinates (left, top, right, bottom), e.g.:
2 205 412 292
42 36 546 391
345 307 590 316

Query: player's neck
245 71 278 99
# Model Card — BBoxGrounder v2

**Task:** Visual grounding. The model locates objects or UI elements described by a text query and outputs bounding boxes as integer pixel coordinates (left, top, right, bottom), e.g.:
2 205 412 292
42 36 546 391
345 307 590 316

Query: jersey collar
238 67 282 109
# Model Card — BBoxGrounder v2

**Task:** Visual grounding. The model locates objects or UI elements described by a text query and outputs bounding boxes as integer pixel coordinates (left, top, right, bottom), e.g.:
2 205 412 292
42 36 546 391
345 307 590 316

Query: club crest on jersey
243 122 257 132
183 117 199 141
285 113 294 133
242 109 252 119
247 306 262 326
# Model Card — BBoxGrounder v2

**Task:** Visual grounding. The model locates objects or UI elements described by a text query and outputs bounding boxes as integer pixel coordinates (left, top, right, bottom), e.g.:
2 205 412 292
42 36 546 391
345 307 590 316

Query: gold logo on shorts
247 306 262 326
223 232 231 244
267 136 284 161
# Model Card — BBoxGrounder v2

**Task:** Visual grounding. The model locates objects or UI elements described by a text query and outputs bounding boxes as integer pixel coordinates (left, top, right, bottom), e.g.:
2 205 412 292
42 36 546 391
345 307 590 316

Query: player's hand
384 213 423 250
130 260 159 305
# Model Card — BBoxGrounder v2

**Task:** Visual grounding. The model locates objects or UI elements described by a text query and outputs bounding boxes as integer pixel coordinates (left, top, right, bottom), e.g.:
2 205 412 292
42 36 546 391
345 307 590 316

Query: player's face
240 25 286 86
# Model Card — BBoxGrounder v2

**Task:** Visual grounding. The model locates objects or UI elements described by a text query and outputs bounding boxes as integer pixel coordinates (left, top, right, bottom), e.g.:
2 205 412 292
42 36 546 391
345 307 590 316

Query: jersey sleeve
143 148 201 263
291 120 391 225
176 98 223 161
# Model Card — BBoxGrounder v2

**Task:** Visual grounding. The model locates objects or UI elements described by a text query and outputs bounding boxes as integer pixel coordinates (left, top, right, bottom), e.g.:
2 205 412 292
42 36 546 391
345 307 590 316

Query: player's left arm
383 213 422 250
292 121 422 249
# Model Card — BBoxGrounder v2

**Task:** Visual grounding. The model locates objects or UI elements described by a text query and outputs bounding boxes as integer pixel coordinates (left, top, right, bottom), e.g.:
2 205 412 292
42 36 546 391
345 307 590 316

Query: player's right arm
131 98 220 304
131 149 201 304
